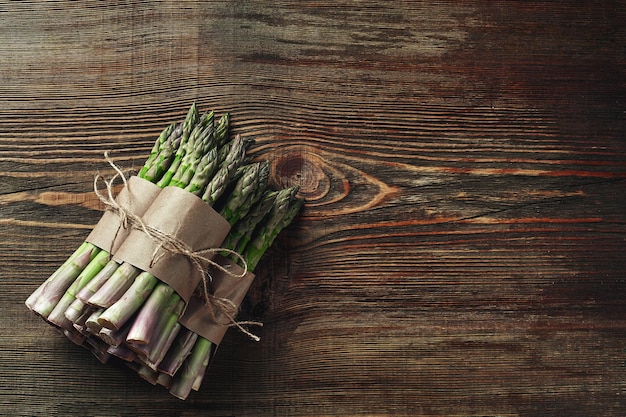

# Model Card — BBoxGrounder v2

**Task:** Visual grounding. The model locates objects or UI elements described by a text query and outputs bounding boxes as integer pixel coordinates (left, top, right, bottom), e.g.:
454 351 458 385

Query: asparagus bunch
25 104 304 400
65 111 250 341
63 105 235 337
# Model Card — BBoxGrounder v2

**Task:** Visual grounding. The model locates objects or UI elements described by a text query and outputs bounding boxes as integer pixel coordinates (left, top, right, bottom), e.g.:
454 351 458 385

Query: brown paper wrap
178 255 256 346
113 186 231 302
86 176 161 254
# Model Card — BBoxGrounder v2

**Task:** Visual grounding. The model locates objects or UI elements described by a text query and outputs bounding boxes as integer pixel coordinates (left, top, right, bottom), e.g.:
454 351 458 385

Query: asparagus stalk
28 244 100 318
99 318 132 347
157 328 198 376
156 103 199 188
145 301 185 367
84 335 112 364
244 186 302 270
183 148 219 196
72 307 92 329
47 249 111 329
84 308 105 334
66 259 121 322
142 125 183 183
86 262 142 308
168 111 215 188
217 161 270 226
125 283 176 345
227 190 278 259
25 241 94 310
156 372 173 388
136 364 160 385
107 342 137 362
138 122 177 178
201 134 247 206
63 328 86 346
96 271 158 330
168 337 213 400
213 113 230 149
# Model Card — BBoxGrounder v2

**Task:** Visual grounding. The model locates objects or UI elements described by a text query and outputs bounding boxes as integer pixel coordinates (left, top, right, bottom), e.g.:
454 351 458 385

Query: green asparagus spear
47 249 112 329
213 113 230 149
139 122 177 178
156 103 200 187
218 161 270 226
183 148 219 196
142 125 183 183
244 186 301 270
168 111 215 188
97 271 159 331
225 190 278 259
25 241 94 310
157 328 198 376
201 134 246 205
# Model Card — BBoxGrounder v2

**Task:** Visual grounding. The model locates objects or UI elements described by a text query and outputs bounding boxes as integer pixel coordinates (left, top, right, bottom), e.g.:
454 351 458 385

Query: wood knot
268 144 397 218
271 149 331 201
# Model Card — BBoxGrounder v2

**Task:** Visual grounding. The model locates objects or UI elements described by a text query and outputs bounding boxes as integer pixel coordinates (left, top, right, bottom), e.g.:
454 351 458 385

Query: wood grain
1 1 625 416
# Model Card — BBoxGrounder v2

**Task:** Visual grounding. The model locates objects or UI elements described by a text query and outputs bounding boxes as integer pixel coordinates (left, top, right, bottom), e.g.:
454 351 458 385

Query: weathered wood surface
1 1 625 416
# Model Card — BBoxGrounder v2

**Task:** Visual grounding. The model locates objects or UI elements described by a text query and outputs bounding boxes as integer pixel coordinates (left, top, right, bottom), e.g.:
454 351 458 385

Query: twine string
202 289 263 342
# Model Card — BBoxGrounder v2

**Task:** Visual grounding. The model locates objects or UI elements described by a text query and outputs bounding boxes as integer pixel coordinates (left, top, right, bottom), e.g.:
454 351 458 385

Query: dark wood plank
1 1 625 416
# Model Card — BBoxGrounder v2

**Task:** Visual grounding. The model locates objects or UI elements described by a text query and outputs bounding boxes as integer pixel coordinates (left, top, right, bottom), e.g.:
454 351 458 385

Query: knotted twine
93 152 261 341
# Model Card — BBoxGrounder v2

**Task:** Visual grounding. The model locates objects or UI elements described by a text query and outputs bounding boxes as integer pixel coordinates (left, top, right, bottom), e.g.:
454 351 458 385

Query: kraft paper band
113 186 231 302
86 176 161 254
179 255 257 345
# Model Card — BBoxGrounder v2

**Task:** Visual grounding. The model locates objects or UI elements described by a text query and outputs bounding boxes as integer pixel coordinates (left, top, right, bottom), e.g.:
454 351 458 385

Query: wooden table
1 2 625 416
